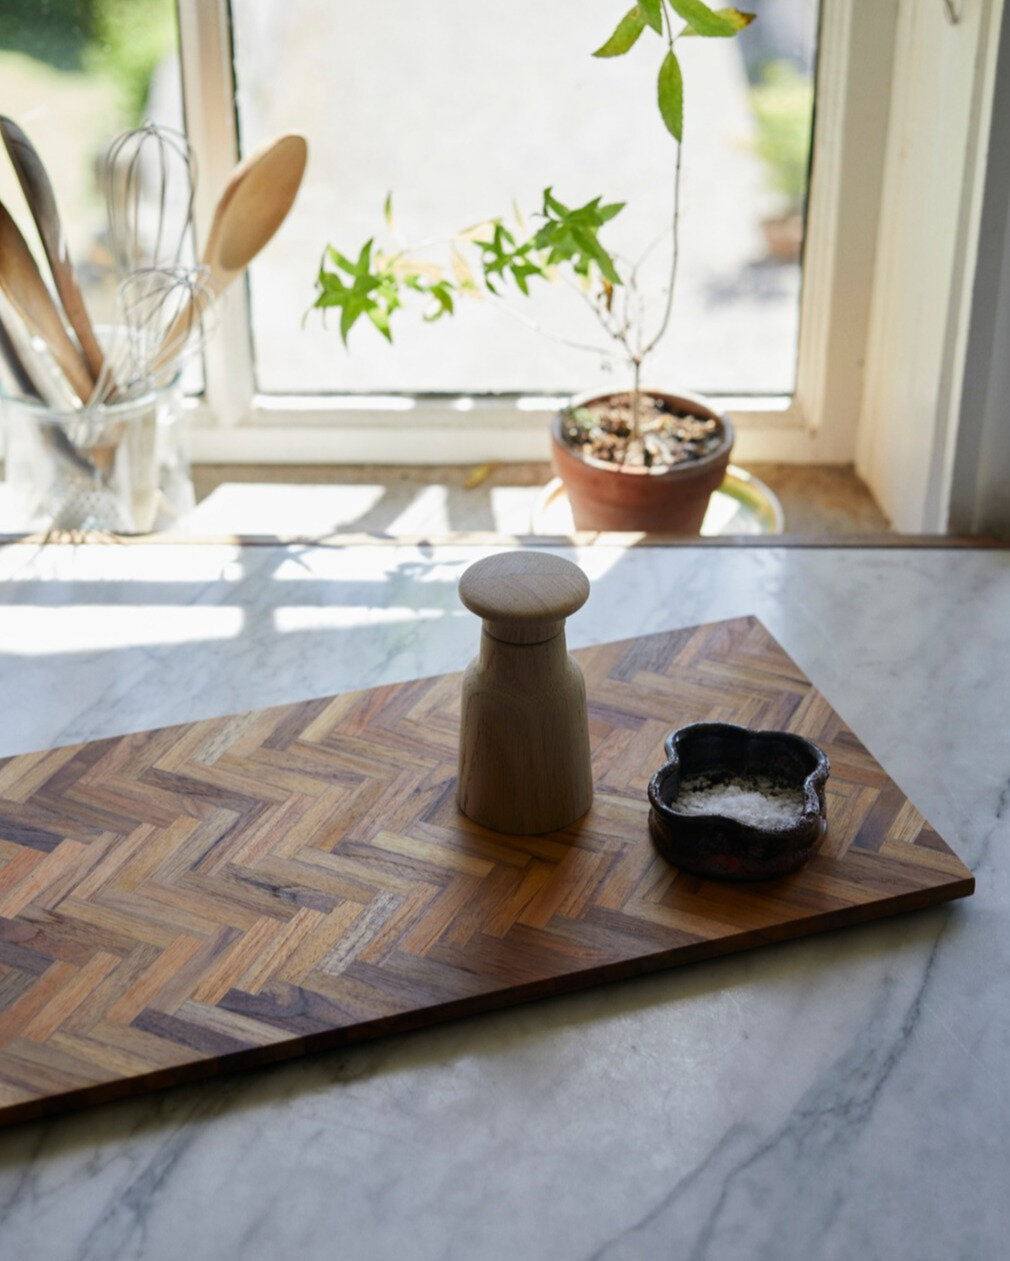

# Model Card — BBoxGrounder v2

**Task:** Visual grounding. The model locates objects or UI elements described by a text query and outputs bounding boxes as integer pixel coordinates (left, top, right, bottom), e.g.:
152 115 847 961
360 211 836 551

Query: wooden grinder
457 550 594 834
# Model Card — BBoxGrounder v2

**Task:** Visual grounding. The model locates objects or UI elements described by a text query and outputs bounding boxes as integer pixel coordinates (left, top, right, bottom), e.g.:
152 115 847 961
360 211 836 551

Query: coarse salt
672 773 806 829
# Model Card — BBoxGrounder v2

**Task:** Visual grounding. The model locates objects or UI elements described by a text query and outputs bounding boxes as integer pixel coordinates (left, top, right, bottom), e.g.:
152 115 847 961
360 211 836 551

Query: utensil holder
1 380 193 534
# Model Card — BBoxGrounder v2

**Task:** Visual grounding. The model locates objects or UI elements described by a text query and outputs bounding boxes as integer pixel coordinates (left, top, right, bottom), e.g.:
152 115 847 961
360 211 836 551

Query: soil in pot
551 389 734 534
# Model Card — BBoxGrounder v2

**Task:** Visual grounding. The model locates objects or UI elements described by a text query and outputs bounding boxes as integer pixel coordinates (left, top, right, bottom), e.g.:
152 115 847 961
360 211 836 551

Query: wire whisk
101 122 197 276
119 263 218 389
83 264 217 411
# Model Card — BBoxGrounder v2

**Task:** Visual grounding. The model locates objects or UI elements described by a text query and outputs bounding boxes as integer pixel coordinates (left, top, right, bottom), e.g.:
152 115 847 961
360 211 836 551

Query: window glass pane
234 0 818 399
0 2 187 382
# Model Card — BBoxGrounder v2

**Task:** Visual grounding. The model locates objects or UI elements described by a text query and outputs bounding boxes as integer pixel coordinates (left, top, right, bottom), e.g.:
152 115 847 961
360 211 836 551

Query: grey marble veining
0 541 1007 1260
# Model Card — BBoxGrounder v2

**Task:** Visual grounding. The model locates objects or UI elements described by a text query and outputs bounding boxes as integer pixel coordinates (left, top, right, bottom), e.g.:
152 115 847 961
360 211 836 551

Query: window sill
184 393 832 466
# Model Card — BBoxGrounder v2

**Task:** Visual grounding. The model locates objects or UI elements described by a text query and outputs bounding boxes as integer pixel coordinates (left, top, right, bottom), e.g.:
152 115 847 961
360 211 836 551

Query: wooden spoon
0 305 39 397
0 116 105 382
204 132 308 290
0 297 104 483
155 133 307 368
0 200 94 404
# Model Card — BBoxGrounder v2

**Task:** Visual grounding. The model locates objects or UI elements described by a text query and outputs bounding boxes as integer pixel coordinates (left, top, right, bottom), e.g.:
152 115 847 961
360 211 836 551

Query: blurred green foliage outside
0 0 176 119
749 59 813 211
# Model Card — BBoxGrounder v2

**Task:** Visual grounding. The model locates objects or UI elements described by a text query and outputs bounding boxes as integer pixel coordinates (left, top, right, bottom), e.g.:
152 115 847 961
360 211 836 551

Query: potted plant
312 1 754 532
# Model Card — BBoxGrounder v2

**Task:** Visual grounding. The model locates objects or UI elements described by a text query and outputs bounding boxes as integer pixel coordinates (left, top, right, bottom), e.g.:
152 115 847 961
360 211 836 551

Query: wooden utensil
0 288 80 410
0 305 39 397
0 297 107 483
155 133 307 367
0 200 94 404
0 116 105 382
203 132 307 289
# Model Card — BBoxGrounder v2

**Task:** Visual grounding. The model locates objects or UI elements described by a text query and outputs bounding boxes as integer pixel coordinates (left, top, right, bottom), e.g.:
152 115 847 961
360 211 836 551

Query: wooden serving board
0 617 973 1125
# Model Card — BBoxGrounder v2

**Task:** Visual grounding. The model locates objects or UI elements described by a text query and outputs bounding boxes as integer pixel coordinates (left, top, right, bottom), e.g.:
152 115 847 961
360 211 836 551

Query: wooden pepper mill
457 549 594 834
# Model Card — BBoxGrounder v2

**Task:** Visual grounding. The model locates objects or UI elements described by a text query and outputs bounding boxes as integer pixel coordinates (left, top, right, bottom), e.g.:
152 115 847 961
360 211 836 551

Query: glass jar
1 381 194 534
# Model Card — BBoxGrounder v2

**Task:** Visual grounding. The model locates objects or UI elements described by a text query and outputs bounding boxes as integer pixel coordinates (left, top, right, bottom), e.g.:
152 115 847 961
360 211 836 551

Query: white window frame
856 0 1007 532
177 0 1008 536
948 0 1010 536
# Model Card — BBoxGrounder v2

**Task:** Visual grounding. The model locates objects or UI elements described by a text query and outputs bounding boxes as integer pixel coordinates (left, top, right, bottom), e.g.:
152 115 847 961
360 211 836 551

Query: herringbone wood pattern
0 618 972 1124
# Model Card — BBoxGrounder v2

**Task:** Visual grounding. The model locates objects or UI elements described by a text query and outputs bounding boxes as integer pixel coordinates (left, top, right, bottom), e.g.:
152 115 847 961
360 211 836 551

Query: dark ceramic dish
647 723 830 881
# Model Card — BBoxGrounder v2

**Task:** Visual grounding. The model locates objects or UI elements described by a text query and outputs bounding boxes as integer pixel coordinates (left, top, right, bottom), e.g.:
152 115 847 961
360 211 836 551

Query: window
0 0 877 458
176 0 842 462
228 0 817 400
0 1 180 328
4 0 1007 531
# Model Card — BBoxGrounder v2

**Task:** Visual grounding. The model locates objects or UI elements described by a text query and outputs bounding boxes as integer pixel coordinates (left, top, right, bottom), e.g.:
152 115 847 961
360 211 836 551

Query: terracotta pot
761 212 804 264
551 388 734 534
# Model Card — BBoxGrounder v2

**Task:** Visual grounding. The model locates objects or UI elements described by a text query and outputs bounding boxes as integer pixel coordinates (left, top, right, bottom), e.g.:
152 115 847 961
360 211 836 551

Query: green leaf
658 49 684 140
339 301 358 344
542 187 570 218
383 192 394 230
367 305 392 341
326 245 356 274
712 7 755 31
593 6 646 57
638 0 664 32
450 248 480 294
679 6 755 35
424 280 455 320
571 227 621 285
316 271 346 297
667 0 739 36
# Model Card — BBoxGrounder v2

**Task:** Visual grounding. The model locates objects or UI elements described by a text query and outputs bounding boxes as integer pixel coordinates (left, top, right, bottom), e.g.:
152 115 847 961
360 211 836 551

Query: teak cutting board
0 617 973 1125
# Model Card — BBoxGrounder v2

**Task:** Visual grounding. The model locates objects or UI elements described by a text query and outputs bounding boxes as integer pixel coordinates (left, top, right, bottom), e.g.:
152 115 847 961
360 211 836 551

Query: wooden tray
0 617 973 1125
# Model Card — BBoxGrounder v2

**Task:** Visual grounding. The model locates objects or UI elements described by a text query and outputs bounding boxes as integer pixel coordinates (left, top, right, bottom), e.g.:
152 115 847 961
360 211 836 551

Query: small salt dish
647 723 830 880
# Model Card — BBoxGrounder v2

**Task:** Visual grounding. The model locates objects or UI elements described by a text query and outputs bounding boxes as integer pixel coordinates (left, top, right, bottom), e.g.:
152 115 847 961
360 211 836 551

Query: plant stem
487 290 616 359
639 137 683 362
631 355 642 445
560 265 641 373
634 4 685 371
559 270 622 342
383 234 458 266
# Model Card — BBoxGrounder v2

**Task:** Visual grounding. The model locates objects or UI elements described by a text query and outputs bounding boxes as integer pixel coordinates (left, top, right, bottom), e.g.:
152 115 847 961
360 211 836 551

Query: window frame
177 0 1008 539
178 0 866 464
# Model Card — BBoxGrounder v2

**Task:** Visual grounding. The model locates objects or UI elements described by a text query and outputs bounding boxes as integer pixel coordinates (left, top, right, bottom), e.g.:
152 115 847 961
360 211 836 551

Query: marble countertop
0 538 1006 1261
